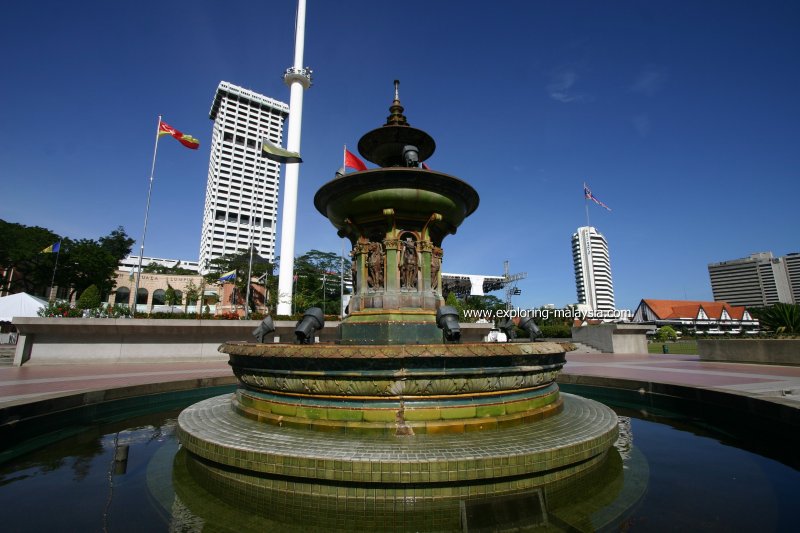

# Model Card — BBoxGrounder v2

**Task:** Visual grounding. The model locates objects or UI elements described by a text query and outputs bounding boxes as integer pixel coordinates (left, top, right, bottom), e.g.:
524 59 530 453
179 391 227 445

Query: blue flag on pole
41 241 61 253
219 270 236 282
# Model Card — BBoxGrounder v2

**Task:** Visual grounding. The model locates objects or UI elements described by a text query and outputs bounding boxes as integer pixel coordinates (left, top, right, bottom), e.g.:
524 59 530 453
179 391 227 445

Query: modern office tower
785 253 800 304
708 252 795 307
571 226 615 313
199 81 289 270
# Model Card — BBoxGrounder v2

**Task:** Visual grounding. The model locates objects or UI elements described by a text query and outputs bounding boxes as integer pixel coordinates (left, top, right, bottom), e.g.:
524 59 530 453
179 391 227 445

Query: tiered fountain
176 82 621 531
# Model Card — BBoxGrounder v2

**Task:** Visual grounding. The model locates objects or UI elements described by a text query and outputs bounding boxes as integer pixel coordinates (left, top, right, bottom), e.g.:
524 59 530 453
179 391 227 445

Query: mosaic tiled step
232 384 562 434
179 447 611 514
172 445 634 532
177 393 618 486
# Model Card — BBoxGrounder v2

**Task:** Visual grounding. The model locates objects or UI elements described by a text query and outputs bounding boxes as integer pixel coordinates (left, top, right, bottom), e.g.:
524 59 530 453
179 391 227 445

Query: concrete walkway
1 352 799 410
0 361 231 408
563 352 800 408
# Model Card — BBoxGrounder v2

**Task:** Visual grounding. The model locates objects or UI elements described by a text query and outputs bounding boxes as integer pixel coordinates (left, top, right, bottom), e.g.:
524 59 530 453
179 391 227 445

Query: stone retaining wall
570 324 650 354
11 318 493 366
698 339 800 365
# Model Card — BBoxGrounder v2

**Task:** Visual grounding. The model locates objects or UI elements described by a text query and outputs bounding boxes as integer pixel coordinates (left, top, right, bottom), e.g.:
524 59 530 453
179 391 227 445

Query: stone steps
0 345 15 366
569 341 604 354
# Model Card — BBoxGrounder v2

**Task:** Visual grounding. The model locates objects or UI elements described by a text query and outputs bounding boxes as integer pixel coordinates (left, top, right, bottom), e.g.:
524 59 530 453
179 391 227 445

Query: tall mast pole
133 114 162 317
276 0 312 316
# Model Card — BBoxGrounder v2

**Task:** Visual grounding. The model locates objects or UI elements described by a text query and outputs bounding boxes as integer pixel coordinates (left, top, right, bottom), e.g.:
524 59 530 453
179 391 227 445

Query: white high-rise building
199 81 289 270
572 226 615 313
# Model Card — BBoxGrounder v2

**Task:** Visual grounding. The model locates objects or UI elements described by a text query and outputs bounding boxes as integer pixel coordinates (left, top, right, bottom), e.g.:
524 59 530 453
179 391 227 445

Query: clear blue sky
2 1 798 310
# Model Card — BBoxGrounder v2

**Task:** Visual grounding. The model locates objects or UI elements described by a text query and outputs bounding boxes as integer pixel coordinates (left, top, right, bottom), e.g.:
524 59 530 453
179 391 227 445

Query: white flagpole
584 182 591 228
276 0 311 316
133 114 162 317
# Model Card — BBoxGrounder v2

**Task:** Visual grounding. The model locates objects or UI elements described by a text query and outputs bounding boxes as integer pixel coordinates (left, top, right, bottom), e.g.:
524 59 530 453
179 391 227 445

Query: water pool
0 386 797 532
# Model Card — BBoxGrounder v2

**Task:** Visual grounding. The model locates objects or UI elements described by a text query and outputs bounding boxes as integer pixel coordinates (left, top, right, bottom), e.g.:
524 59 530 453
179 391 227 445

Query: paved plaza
1 351 798 410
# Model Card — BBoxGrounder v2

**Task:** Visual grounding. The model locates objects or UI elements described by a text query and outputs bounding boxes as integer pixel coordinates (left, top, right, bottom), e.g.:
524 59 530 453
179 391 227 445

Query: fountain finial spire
358 80 435 166
385 79 408 127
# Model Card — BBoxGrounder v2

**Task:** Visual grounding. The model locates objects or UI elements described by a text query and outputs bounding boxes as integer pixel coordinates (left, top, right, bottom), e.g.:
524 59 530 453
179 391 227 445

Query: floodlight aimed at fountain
252 316 275 344
436 305 461 341
294 307 324 344
497 317 517 340
519 315 543 340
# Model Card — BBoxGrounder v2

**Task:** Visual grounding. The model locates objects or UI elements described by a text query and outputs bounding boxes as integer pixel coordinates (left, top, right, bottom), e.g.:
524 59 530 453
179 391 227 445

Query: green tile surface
178 393 618 485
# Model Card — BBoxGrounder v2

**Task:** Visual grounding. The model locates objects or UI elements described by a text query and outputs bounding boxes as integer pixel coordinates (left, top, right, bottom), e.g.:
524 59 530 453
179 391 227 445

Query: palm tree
753 303 799 335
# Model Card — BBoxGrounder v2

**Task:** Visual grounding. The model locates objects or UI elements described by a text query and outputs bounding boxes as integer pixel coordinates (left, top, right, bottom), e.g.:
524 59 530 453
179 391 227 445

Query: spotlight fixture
295 307 325 344
436 306 461 342
252 316 276 344
497 318 517 341
403 145 419 167
518 316 542 341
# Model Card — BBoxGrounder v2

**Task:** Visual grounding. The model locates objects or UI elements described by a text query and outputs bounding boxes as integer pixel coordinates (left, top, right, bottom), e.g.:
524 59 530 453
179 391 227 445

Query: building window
153 289 166 306
136 288 148 305
115 287 130 305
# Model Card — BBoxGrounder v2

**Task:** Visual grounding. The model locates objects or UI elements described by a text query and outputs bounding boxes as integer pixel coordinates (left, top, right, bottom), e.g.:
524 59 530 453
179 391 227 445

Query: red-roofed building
632 299 759 334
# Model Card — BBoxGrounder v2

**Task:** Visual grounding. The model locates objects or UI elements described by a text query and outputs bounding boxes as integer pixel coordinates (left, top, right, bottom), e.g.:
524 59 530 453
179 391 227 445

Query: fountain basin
176 340 619 506
222 341 567 433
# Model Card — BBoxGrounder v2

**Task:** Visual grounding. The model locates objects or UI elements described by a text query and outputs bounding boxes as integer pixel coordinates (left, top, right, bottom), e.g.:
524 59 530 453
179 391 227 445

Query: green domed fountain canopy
312 80 480 338
357 80 436 167
313 80 479 248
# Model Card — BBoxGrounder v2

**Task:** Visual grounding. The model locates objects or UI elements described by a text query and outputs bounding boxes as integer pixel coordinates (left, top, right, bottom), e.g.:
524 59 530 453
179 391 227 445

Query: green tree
204 248 276 314
184 280 200 311
57 238 118 299
534 305 577 327
293 250 344 315
48 227 134 300
98 226 135 261
460 295 505 322
0 219 60 296
165 284 181 306
655 325 678 342
445 291 466 320
76 284 101 310
142 262 196 275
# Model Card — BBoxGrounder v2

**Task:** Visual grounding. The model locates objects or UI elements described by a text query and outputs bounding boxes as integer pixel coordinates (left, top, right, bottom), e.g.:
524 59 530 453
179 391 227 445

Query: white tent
0 292 47 322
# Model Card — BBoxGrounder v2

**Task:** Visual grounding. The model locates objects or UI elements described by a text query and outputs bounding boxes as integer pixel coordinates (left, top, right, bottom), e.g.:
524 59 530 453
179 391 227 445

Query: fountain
176 82 621 530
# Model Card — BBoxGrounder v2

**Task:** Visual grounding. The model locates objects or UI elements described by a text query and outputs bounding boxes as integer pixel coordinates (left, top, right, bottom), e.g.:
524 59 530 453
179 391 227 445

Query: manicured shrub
540 324 572 338
76 285 101 310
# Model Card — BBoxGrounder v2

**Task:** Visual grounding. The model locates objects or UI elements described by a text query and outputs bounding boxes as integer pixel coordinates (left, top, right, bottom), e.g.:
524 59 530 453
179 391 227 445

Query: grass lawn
647 340 698 355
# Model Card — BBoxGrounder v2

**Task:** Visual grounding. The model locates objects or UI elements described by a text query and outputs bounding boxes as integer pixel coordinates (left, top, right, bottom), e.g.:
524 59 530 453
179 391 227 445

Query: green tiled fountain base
232 384 562 434
177 393 618 486
172 445 638 533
